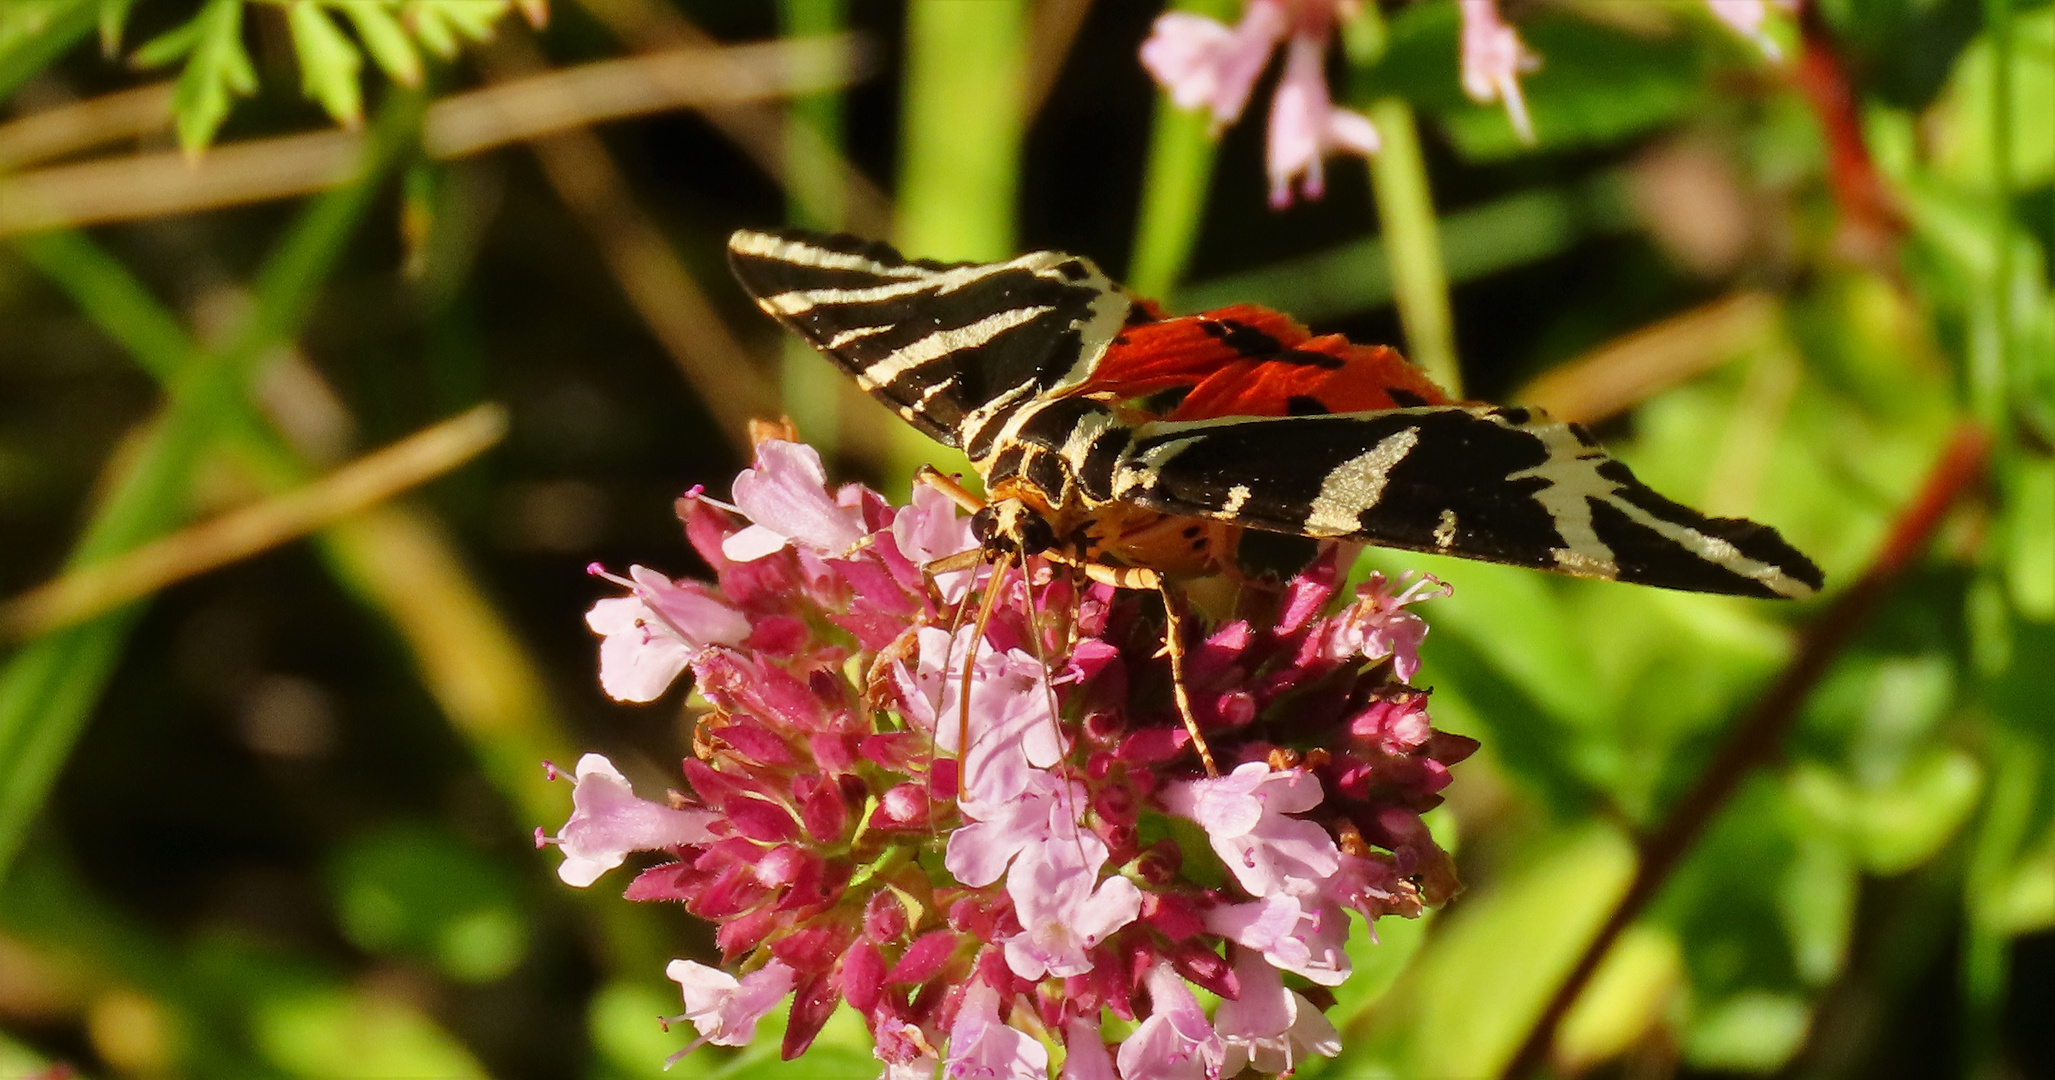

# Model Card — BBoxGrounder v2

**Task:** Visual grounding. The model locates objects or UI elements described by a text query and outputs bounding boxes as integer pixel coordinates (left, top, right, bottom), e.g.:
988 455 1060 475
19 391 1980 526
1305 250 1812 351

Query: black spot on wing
1275 349 1346 370
1200 319 1283 356
1386 388 1430 407
1285 396 1329 416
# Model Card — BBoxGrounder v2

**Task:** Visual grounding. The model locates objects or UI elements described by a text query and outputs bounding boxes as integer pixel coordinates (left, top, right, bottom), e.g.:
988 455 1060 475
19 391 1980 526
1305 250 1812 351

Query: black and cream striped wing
1109 406 1824 599
726 229 1130 459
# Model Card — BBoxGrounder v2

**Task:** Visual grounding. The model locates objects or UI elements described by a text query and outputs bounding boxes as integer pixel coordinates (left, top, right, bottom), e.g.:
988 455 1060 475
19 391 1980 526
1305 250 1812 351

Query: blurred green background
0 0 2048 1077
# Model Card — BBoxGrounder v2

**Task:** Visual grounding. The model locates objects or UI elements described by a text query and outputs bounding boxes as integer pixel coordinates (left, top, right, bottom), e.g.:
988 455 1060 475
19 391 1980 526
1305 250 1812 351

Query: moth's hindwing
726 229 1130 458
1108 406 1825 599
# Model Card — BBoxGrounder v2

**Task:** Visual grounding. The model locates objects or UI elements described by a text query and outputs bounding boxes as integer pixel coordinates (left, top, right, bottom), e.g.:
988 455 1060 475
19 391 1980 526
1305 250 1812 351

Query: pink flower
1705 0 1796 58
723 440 869 561
1003 829 1143 981
1323 572 1448 683
1115 963 1223 1080
945 770 1078 887
1267 30 1380 207
1208 893 1351 986
945 984 1049 1080
1459 0 1539 144
553 438 1478 1074
1161 763 1340 899
1062 1017 1117 1080
1140 0 1379 208
1140 1 1288 125
585 565 750 702
539 754 716 887
1214 950 1341 1077
664 958 797 1053
891 484 979 602
892 625 1065 807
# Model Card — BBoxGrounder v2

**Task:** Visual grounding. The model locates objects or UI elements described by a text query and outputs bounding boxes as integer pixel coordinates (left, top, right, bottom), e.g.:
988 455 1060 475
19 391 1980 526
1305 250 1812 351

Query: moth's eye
970 506 1001 543
1016 513 1058 556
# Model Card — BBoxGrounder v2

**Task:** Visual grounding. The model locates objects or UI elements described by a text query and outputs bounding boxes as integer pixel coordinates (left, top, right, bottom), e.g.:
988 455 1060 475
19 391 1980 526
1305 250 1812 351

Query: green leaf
252 987 490 1080
127 6 206 68
1683 991 1810 1072
404 0 510 59
1555 925 1685 1074
2006 458 2055 621
168 0 257 153
338 0 422 87
1789 748 1986 876
287 0 363 127
1358 4 1715 161
1929 7 2055 191
591 980 689 1080
1395 825 1636 1079
326 821 528 983
97 0 134 53
1778 837 1856 986
0 0 96 99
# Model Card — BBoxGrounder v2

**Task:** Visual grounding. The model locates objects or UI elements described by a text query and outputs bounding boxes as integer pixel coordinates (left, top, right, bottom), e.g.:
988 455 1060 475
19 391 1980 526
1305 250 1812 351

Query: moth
727 228 1821 597
726 229 1823 771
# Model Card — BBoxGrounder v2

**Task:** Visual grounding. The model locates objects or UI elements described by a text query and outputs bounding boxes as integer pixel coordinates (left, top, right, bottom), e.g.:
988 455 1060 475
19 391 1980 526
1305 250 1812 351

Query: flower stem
888 0 1029 488
1127 99 1219 302
1366 98 1463 398
781 0 849 457
1974 0 2014 433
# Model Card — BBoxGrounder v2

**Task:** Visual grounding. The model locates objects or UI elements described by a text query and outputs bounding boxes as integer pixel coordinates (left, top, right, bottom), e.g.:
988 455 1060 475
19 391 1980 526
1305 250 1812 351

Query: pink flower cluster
1141 0 1799 202
542 439 1475 1077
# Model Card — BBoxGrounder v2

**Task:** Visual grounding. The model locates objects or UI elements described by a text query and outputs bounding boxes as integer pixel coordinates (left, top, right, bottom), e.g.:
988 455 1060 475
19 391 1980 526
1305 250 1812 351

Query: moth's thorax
976 479 1236 578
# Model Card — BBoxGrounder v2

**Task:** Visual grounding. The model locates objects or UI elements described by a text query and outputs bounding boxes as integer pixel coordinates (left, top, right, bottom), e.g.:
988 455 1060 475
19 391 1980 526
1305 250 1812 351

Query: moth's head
972 498 1058 558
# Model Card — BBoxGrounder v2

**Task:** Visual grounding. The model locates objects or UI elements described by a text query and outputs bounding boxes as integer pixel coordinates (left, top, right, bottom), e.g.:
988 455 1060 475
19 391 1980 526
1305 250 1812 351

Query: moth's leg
915 466 986 514
957 550 1016 798
922 548 985 607
1054 557 1218 777
1154 579 1218 778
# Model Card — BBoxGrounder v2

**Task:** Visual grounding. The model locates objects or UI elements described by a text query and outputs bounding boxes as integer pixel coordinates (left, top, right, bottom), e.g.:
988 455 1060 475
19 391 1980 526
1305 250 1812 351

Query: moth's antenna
1016 557 1091 866
957 549 1015 801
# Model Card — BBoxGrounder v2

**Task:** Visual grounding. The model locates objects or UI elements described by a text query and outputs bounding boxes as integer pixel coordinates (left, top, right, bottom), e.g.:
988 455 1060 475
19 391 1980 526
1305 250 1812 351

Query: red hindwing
1082 303 1451 421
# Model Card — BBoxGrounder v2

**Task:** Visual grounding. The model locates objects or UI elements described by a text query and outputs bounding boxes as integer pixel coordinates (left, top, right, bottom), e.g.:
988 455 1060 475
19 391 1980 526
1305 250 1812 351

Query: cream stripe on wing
729 231 928 278
855 305 1056 390
1301 427 1420 536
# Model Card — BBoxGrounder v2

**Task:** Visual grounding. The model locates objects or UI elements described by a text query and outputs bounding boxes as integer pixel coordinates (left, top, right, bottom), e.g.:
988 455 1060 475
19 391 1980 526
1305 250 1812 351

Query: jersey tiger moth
725 228 1824 603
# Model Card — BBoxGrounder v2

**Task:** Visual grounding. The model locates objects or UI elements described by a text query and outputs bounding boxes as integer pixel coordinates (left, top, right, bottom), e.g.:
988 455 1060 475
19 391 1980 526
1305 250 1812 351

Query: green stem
780 0 849 455
1960 726 2039 1080
1976 0 2014 431
1127 100 1219 303
1367 98 1462 397
888 0 1029 489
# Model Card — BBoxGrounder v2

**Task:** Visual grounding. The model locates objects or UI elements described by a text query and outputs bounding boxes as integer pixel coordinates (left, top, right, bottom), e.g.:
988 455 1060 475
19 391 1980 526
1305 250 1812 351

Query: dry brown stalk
480 34 774 454
0 82 175 172
0 36 864 237
1515 291 1780 425
0 404 509 640
570 0 894 237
